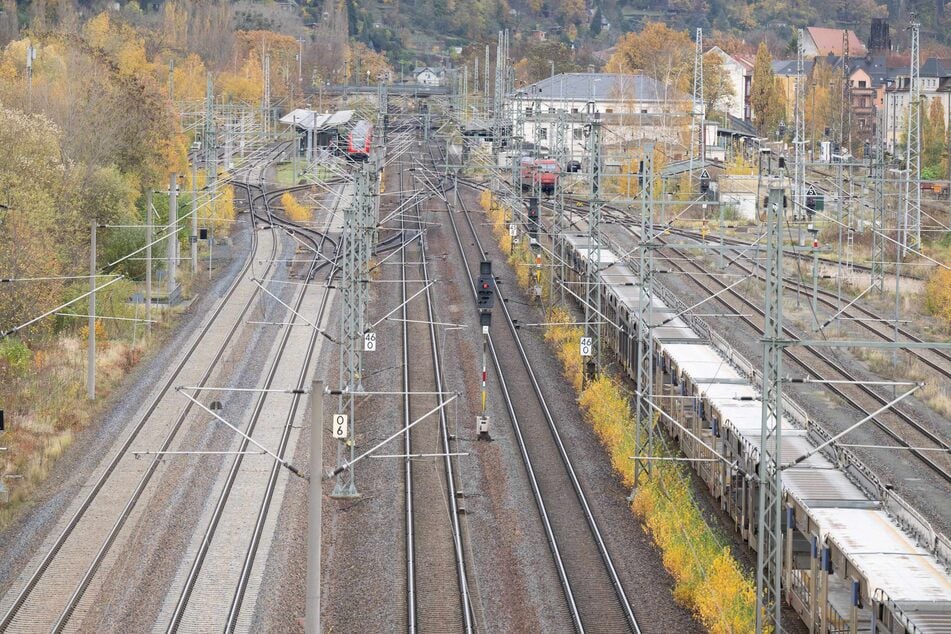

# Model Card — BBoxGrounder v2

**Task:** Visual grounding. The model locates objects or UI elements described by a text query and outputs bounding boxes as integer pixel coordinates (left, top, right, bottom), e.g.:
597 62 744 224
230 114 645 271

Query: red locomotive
519 158 560 194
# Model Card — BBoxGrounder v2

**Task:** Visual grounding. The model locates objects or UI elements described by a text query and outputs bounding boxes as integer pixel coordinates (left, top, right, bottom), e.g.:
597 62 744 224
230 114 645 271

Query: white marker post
332 414 348 439
363 332 377 352
580 336 593 357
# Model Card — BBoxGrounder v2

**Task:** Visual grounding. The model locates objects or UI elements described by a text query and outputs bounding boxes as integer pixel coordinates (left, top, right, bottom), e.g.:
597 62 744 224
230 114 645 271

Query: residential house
708 46 755 122
772 59 814 123
802 27 867 59
414 67 445 86
883 58 951 154
512 73 691 160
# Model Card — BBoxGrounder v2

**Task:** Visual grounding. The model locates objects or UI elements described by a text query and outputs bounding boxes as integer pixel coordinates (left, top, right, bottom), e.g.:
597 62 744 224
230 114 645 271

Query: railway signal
526 196 539 238
477 260 495 326
477 261 494 439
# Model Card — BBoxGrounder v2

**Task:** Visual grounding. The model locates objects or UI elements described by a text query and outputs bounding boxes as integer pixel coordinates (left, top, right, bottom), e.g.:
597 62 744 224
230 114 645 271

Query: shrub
925 267 951 330
0 338 32 377
280 191 312 223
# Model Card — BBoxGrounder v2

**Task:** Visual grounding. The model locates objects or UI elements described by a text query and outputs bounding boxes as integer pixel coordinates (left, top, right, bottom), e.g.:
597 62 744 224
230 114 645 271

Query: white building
882 58 951 155
414 66 445 86
706 46 754 121
513 73 691 160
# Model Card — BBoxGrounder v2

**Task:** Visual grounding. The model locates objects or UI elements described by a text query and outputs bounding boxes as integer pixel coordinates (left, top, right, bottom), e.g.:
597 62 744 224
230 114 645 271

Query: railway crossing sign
332 414 348 439
364 332 377 351
580 337 593 357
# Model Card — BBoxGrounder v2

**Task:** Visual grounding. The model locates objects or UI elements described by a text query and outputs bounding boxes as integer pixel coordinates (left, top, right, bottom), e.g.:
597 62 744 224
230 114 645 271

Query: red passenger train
347 120 373 161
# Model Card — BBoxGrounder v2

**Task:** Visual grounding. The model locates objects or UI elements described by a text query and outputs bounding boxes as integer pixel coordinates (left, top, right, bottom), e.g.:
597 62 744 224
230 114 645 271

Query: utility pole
191 159 199 275
263 54 271 136
634 145 655 485
584 110 603 376
145 189 153 334
168 173 178 300
87 220 96 400
755 179 786 634
484 44 490 115
25 42 36 112
305 378 323 634
902 17 921 255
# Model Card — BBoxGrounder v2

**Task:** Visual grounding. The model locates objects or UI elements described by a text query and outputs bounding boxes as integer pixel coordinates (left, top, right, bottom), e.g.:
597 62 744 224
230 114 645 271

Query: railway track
465 178 951 392
162 179 344 631
422 147 640 633
394 143 474 632
0 145 296 633
657 226 951 382
513 171 951 485
626 228 951 485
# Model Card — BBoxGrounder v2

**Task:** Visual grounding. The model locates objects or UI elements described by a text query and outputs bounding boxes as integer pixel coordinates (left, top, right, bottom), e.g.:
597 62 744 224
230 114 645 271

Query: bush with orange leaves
925 267 951 331
542 309 760 632
280 192 312 223
633 462 759 632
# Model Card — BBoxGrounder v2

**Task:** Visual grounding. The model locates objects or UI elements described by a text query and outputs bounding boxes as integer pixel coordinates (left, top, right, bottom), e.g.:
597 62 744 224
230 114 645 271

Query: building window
571 107 579 113
539 127 548 140
641 108 648 114
605 108 614 113
525 107 532 115
858 80 867 88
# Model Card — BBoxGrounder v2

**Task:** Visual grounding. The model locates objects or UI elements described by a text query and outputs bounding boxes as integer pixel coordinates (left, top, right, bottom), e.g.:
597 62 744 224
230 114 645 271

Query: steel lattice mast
755 179 787 633
585 111 603 375
333 162 376 498
902 17 922 255
872 107 887 293
633 146 656 486
688 28 704 189
794 29 806 216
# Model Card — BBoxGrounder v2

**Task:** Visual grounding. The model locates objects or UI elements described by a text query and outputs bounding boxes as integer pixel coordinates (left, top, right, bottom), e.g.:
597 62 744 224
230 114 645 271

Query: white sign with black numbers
332 414 348 439
509 223 517 237
364 332 377 351
580 337 593 357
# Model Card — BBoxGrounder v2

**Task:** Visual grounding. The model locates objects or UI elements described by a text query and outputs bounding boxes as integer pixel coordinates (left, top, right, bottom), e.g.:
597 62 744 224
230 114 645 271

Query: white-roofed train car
553 230 951 633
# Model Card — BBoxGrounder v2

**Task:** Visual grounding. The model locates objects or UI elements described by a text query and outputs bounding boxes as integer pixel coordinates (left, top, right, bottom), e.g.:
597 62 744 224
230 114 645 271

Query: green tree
750 41 776 134
514 41 585 85
925 97 946 171
607 22 693 86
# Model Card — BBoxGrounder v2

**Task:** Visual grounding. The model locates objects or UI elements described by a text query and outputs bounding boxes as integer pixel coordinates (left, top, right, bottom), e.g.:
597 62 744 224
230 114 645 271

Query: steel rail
430 144 640 633
0 148 286 633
